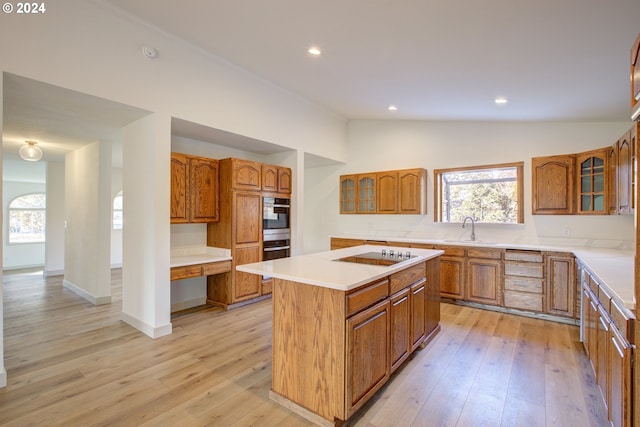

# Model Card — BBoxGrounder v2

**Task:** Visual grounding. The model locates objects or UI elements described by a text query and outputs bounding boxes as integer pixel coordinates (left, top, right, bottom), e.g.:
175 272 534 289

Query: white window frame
8 192 47 244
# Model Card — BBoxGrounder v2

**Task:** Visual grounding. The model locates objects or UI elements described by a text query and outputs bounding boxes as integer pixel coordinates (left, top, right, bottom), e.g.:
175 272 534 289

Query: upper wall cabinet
262 164 292 194
611 127 635 215
340 168 426 215
170 152 220 223
576 148 610 215
531 155 575 215
631 32 640 120
229 158 262 191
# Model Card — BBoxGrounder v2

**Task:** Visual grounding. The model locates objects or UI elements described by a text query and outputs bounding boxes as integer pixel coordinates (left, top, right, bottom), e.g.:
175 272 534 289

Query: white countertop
236 245 444 292
170 246 232 268
332 235 636 313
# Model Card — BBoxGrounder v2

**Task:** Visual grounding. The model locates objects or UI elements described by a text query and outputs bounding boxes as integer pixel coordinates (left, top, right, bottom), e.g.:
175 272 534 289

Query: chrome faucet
462 216 476 241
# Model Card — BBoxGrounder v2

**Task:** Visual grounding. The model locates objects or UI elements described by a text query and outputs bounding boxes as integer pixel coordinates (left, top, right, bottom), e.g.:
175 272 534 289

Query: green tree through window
435 163 523 223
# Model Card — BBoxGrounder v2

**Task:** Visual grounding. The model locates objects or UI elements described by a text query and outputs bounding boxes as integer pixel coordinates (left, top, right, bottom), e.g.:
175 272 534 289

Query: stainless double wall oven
263 197 290 261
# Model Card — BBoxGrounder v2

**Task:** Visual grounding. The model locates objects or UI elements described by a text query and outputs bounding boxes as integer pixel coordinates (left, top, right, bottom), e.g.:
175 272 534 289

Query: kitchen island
237 245 443 426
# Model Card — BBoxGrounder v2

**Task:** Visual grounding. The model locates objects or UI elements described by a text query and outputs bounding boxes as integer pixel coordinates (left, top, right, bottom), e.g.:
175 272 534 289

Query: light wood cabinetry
576 149 609 215
230 158 262 191
271 259 440 424
170 152 220 223
612 128 634 215
170 260 231 281
262 164 292 194
340 168 426 215
439 247 466 300
580 265 634 427
531 154 576 215
376 171 398 213
545 252 576 318
207 158 264 308
466 248 503 306
503 249 544 312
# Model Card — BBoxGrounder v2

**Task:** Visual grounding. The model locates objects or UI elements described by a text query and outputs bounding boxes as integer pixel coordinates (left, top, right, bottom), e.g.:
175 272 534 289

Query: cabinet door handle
611 335 624 357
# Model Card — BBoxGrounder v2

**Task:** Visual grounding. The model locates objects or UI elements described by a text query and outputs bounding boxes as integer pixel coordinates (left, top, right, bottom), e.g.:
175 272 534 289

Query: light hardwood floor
0 270 609 426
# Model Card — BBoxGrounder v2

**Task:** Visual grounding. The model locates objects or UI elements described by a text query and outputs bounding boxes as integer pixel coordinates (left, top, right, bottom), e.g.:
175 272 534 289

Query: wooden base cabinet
466 248 503 306
271 259 440 425
580 264 634 427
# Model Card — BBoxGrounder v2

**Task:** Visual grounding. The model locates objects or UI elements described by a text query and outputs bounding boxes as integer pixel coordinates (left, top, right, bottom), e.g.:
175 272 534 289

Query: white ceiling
105 0 640 121
3 1 639 174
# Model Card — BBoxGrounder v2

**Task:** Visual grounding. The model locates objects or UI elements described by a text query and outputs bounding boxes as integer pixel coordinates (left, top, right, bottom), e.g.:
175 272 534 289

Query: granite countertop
170 246 232 268
332 235 636 312
236 245 443 292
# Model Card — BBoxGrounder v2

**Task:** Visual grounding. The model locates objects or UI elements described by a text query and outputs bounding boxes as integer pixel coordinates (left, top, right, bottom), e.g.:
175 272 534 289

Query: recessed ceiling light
388 105 398 111
308 47 321 56
494 97 508 105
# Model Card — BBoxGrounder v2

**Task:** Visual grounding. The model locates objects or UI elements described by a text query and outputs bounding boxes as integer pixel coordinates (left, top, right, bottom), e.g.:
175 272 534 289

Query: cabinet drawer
261 278 273 295
504 249 543 263
390 263 426 294
432 245 465 257
346 279 389 317
504 276 543 293
170 265 202 281
589 275 599 293
597 285 612 313
467 248 502 259
201 260 232 276
610 299 633 341
504 290 543 312
504 262 543 278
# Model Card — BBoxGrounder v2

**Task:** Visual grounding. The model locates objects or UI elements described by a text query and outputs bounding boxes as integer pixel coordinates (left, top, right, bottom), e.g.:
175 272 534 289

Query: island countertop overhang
236 245 443 292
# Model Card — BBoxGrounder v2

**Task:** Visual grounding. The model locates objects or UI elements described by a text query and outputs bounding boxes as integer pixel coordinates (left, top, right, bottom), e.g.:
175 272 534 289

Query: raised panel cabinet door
170 152 189 223
232 245 261 301
398 169 426 214
609 326 632 427
410 279 427 350
466 258 502 306
232 158 262 191
340 175 357 214
608 143 618 214
234 192 261 244
278 167 292 193
596 307 610 414
376 171 398 214
425 257 441 338
545 254 575 317
262 164 278 192
616 131 632 214
346 299 390 417
189 157 219 223
440 256 465 299
531 155 575 214
390 288 411 372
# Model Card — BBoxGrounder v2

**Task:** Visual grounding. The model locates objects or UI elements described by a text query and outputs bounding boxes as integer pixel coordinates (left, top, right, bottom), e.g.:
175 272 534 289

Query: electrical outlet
563 227 570 237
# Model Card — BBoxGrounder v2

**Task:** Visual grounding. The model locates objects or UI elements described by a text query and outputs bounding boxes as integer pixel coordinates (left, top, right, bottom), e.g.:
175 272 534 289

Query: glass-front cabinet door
358 174 376 213
340 175 357 214
577 149 609 214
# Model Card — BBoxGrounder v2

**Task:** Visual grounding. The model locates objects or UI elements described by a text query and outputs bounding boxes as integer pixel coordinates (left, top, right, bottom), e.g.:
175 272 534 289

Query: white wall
0 0 346 356
45 161 65 276
304 120 635 253
0 76 6 388
64 141 112 305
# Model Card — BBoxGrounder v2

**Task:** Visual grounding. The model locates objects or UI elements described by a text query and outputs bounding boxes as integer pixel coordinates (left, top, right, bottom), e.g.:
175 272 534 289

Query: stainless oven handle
264 246 290 252
270 204 290 208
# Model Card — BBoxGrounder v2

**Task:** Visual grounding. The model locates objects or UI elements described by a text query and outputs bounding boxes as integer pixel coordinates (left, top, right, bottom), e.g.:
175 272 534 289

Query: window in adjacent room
434 162 524 224
9 193 46 243
113 190 123 229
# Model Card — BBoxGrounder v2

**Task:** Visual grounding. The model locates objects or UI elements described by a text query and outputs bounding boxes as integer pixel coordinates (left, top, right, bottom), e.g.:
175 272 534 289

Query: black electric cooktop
334 251 416 266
